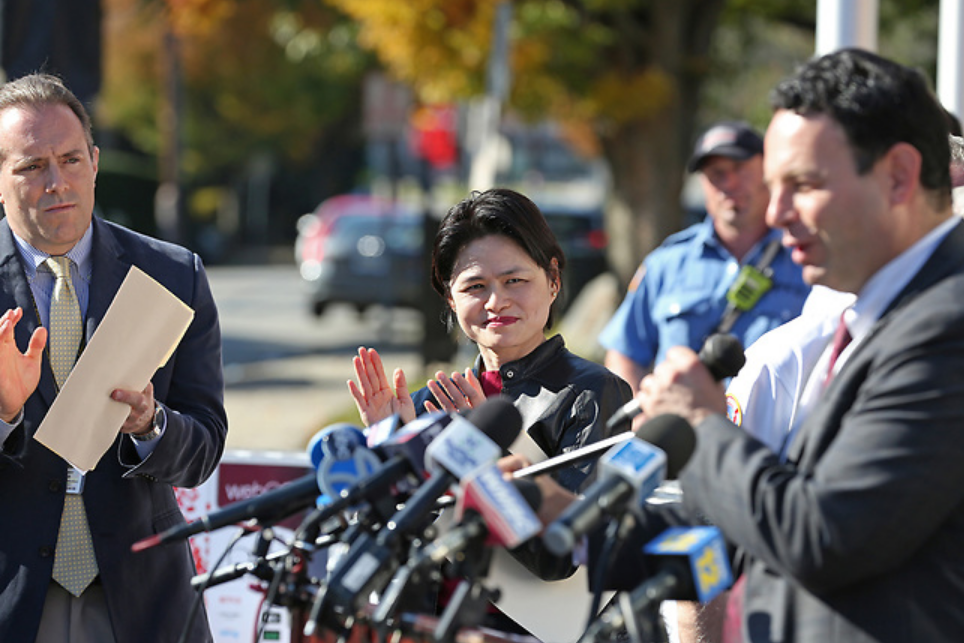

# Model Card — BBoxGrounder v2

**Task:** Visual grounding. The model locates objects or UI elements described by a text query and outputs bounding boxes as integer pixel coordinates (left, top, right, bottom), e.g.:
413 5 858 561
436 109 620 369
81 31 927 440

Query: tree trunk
601 0 727 290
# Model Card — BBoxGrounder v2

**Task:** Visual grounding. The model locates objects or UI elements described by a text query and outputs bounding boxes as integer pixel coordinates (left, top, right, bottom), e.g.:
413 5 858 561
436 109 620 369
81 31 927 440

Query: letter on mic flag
644 526 732 603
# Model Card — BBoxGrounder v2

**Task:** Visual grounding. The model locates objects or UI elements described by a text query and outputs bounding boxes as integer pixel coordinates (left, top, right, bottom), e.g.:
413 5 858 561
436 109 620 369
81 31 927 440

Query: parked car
299 203 426 317
540 205 609 311
296 192 610 318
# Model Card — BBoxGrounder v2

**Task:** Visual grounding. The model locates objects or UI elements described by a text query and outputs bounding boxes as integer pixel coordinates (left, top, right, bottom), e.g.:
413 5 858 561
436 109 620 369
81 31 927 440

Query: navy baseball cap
688 121 764 173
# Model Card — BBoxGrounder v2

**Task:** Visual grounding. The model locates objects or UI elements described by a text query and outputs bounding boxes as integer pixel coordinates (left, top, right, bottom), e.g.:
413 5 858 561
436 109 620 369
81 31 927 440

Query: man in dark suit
625 49 964 642
0 74 226 642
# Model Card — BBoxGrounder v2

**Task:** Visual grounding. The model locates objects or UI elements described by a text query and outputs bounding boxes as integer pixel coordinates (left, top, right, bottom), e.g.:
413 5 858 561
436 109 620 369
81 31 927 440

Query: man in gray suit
516 49 964 643
0 74 226 642
626 49 964 642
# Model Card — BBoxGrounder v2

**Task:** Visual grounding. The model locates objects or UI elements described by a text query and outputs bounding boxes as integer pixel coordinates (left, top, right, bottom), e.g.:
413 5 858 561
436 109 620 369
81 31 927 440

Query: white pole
938 0 964 122
815 0 878 55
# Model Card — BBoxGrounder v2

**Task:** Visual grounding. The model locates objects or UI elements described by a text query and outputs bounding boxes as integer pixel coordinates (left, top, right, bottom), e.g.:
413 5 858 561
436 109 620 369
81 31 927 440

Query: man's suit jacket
0 217 227 643
677 219 964 642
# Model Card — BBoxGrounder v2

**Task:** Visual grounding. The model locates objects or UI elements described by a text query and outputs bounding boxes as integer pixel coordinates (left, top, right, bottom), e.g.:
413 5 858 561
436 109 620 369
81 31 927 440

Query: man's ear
885 142 923 207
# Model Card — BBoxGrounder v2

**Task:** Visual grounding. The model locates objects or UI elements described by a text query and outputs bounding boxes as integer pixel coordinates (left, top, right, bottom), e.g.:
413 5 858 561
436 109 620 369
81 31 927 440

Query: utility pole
468 1 512 191
156 23 185 245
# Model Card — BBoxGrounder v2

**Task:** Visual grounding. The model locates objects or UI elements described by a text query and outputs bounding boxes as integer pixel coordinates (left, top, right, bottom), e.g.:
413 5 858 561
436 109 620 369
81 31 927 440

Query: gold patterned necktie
45 256 99 596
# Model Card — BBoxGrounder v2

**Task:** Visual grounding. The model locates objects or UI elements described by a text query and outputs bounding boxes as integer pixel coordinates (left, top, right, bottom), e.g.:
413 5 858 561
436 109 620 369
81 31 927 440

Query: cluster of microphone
133 334 745 643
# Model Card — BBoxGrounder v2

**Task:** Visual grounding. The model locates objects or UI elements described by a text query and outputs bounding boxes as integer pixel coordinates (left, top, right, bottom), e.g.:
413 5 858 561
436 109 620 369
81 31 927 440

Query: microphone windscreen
634 414 695 478
464 396 523 450
699 333 746 381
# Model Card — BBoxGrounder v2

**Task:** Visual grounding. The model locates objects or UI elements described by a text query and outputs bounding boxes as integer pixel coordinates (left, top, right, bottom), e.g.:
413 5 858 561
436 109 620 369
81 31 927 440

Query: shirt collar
848 216 960 341
13 223 94 281
698 216 783 263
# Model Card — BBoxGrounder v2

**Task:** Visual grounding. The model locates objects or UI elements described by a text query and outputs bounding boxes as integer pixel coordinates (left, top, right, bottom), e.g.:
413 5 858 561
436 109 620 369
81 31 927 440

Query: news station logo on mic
644 526 733 603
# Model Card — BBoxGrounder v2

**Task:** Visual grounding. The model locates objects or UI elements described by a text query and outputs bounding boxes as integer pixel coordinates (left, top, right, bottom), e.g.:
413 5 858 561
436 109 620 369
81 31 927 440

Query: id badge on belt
66 466 86 495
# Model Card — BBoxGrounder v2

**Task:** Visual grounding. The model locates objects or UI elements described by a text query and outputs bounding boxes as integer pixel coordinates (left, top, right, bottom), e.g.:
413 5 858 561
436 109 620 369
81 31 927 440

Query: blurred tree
324 0 730 283
99 0 375 244
323 0 942 285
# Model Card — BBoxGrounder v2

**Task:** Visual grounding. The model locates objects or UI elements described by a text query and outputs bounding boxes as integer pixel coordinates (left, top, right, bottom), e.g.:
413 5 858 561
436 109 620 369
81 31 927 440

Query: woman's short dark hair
431 188 566 330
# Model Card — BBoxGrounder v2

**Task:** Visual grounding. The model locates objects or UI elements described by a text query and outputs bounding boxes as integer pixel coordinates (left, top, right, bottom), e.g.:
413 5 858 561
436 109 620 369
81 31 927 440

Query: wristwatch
132 404 165 442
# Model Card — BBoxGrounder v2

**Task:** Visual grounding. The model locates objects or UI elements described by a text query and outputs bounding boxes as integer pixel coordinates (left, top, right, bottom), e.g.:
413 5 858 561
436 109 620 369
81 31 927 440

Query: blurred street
207 264 425 453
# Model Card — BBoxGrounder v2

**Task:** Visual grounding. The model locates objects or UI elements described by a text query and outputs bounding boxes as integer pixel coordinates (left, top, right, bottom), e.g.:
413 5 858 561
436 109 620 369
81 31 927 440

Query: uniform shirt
598 217 810 369
725 286 855 451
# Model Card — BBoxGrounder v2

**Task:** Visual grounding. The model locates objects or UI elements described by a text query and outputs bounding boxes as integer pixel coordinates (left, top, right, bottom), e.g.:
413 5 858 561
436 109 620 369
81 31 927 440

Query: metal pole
815 0 878 55
938 0 964 121
468 1 513 192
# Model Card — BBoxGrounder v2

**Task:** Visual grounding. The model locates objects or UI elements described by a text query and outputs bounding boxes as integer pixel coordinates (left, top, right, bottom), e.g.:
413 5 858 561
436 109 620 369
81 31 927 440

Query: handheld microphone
581 526 732 642
304 398 522 636
606 333 745 432
132 423 366 552
543 414 694 556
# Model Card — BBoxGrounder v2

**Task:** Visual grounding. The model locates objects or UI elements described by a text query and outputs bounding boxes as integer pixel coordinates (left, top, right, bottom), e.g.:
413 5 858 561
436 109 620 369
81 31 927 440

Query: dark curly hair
770 48 951 209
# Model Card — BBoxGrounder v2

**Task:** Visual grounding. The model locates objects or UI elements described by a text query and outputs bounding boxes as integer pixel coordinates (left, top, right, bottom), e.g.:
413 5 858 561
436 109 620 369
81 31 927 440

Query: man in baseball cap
687 120 765 172
599 119 808 394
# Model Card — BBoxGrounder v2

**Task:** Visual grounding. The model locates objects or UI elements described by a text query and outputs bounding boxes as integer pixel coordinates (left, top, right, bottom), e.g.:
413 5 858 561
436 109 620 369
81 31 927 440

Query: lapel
786 220 964 465
86 217 131 342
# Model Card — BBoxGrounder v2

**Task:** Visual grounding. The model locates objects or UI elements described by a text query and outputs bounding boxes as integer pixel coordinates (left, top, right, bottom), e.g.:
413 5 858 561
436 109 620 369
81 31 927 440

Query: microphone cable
176 524 253 643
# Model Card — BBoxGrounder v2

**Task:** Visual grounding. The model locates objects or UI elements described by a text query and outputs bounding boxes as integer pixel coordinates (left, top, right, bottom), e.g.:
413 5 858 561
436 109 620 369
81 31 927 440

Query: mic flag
581 526 733 643
643 526 732 604
317 426 384 502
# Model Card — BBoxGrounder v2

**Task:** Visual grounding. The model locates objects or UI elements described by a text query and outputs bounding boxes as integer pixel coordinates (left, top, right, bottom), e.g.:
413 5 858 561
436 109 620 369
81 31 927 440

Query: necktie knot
46 255 73 280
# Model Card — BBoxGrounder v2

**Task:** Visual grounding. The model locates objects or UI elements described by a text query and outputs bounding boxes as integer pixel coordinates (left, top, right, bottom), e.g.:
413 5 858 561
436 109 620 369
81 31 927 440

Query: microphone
606 333 745 432
543 414 694 556
304 397 522 636
365 413 405 448
132 423 367 552
513 409 695 481
316 425 385 501
293 411 461 538
372 471 543 627
581 526 733 642
421 464 543 565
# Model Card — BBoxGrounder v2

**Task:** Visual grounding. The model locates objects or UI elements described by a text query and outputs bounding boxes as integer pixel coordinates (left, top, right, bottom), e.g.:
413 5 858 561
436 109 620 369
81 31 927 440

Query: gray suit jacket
0 217 227 643
678 219 964 642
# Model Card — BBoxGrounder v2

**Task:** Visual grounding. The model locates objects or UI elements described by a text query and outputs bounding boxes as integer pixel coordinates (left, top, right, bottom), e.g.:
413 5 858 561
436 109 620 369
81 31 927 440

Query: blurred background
2 0 958 451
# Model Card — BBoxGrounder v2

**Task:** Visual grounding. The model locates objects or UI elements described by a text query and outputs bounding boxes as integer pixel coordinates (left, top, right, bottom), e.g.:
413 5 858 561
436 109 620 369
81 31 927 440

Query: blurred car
296 192 609 318
295 193 401 268
540 206 609 311
298 199 425 317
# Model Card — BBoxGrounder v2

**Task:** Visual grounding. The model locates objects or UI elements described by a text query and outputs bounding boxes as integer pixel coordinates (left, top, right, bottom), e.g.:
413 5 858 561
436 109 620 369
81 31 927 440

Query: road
207 264 425 453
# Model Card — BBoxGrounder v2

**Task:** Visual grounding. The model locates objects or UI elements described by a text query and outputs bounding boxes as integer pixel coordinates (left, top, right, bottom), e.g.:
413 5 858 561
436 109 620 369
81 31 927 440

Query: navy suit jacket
0 217 227 643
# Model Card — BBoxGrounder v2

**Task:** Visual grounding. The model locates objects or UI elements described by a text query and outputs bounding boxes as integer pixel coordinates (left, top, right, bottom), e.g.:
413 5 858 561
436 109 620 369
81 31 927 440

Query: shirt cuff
130 407 167 459
0 408 24 446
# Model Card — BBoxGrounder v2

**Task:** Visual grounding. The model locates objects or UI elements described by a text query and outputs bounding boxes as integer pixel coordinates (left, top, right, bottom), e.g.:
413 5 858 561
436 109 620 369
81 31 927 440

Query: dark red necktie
721 574 747 643
824 311 853 387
